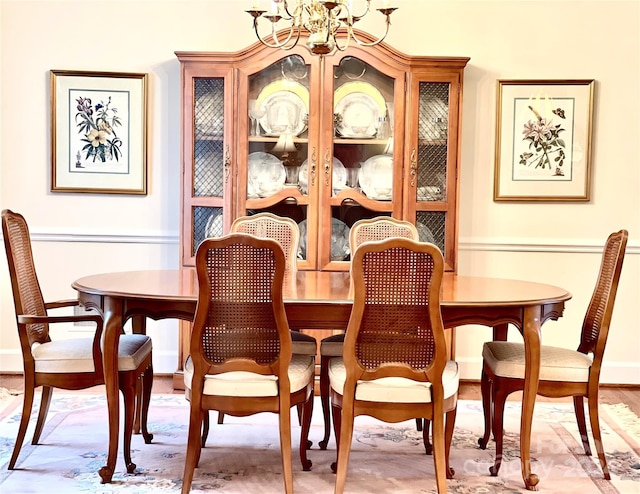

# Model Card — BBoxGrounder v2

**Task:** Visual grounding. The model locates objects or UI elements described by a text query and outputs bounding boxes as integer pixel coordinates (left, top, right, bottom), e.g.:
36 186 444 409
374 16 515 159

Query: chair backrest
349 216 419 253
191 233 292 379
1 209 50 348
231 212 300 277
345 237 446 384
578 229 628 364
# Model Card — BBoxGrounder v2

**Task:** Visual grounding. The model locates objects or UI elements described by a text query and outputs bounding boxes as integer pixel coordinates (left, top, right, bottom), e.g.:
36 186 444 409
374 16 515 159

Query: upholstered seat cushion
31 334 152 373
290 330 317 356
328 358 459 403
483 341 593 382
320 333 345 357
184 354 315 397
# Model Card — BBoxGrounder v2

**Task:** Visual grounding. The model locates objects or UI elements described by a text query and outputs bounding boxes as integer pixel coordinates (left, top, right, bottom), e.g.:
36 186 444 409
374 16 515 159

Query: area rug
0 391 638 493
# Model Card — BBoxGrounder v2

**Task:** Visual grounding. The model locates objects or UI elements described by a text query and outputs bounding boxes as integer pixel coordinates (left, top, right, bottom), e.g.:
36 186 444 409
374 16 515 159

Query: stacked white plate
359 154 393 200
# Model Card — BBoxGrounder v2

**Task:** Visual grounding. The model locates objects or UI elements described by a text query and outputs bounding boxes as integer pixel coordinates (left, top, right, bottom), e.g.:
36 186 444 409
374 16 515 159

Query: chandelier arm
281 0 300 22
349 14 392 47
253 19 301 50
333 30 351 52
349 0 372 20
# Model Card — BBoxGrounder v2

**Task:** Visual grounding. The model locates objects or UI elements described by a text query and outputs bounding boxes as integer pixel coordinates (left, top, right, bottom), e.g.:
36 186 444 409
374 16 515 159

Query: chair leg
299 391 314 471
140 363 154 444
478 366 492 449
32 385 53 445
489 384 508 477
422 418 433 454
278 398 294 494
119 373 138 474
334 400 355 494
8 380 36 469
445 407 457 479
431 407 448 494
587 396 610 480
216 411 224 424
416 417 423 431
196 410 205 467
296 403 303 427
319 354 332 450
133 378 143 435
201 411 210 448
182 405 204 494
573 395 591 456
330 399 342 473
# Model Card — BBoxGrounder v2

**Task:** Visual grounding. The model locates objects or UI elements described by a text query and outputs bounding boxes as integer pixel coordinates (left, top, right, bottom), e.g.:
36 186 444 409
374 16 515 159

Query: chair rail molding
459 237 640 255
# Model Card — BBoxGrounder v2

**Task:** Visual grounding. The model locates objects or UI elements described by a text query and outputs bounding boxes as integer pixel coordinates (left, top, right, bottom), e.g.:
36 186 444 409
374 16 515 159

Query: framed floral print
50 70 148 194
493 79 595 201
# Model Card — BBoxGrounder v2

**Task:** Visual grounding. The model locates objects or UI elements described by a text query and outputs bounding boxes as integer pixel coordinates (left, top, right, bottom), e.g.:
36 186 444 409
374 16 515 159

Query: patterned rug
0 391 638 493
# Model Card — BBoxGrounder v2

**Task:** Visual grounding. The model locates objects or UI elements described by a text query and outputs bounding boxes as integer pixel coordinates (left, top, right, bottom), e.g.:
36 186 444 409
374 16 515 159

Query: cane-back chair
211 214 316 428
478 229 628 480
330 237 458 494
318 216 420 449
230 213 316 356
1 209 153 475
181 233 315 494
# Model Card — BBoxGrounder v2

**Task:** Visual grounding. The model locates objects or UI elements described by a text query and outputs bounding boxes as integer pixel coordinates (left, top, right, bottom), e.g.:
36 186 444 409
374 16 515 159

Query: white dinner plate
205 210 223 238
359 154 393 200
416 222 436 244
247 152 286 198
334 81 387 138
298 218 350 261
256 80 309 136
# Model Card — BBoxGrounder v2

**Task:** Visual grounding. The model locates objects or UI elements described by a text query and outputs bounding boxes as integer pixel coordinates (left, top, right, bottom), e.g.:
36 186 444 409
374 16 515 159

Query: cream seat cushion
290 331 318 356
184 354 315 397
320 333 345 357
31 334 152 373
328 359 459 403
483 341 593 382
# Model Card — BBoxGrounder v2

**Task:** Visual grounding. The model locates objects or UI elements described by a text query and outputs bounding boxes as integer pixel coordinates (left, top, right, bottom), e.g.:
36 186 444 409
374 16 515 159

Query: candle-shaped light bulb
271 0 279 13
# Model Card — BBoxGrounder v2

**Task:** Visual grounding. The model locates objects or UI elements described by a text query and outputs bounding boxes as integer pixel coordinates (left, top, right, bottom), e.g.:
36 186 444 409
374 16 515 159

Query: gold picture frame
494 79 595 201
51 70 148 194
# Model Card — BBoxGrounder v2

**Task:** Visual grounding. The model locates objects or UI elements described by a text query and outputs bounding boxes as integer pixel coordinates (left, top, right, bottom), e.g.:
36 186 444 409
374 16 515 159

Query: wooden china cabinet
174 32 469 387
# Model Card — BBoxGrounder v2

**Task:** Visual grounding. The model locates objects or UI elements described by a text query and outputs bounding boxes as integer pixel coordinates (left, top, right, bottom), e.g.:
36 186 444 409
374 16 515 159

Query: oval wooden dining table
72 269 571 491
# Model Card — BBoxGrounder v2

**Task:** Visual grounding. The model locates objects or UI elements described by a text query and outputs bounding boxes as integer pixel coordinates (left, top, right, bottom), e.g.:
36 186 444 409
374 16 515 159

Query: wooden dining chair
478 229 628 480
230 213 316 358
329 237 457 493
1 209 154 476
211 213 317 428
318 216 420 450
181 233 315 494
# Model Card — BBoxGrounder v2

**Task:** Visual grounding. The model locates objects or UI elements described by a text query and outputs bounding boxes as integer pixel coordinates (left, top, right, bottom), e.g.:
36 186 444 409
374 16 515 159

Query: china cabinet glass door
182 66 234 266
236 53 317 270
319 54 405 270
405 73 462 272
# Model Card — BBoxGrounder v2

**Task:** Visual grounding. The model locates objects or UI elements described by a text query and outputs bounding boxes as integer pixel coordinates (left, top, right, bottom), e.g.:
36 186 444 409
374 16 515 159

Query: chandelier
246 1 398 56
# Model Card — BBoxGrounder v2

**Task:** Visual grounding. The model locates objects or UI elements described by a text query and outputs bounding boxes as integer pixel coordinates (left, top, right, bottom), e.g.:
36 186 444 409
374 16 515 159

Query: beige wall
1 0 638 382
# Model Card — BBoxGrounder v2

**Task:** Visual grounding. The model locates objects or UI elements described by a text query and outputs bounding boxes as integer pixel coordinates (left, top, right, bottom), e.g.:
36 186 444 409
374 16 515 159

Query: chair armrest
18 314 103 325
44 299 80 310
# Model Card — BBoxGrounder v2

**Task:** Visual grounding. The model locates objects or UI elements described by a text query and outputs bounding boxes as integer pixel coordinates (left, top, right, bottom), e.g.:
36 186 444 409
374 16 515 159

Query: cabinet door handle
410 148 417 187
310 147 317 186
324 148 331 186
224 145 231 183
